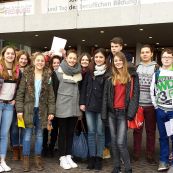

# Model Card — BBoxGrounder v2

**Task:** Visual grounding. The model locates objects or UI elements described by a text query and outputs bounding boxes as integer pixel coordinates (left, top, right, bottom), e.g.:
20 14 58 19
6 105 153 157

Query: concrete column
135 42 142 65
0 40 4 49
77 44 81 55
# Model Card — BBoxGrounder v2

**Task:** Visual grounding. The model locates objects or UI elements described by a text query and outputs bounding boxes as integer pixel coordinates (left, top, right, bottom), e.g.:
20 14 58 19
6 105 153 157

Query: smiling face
140 47 153 63
94 52 106 66
18 54 28 67
34 54 45 70
114 55 124 69
52 58 60 70
3 48 16 64
161 52 173 69
80 55 90 68
66 52 78 67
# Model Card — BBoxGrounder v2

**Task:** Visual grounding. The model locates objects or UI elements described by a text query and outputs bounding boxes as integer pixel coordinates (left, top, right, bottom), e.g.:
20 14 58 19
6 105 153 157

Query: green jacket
15 66 55 128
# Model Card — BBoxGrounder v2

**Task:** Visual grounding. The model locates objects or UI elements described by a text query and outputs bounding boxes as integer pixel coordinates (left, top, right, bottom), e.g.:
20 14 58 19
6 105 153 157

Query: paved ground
6 129 170 173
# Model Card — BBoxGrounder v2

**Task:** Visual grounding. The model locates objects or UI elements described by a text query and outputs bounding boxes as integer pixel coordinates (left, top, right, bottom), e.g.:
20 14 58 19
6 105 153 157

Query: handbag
128 78 144 129
72 119 88 159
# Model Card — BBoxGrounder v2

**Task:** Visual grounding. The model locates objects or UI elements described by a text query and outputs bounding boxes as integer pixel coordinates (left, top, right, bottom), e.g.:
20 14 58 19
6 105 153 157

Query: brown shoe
19 146 23 161
12 146 19 161
146 155 157 164
23 156 30 172
133 154 140 161
35 155 44 171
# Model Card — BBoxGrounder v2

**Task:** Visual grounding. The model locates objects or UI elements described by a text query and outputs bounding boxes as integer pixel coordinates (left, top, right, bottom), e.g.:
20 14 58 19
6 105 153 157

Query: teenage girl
80 48 109 170
0 46 20 172
101 51 139 173
15 52 55 172
55 50 82 170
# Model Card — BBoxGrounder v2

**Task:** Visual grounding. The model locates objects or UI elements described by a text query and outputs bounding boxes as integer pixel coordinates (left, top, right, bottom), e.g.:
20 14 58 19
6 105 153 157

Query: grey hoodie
137 61 158 106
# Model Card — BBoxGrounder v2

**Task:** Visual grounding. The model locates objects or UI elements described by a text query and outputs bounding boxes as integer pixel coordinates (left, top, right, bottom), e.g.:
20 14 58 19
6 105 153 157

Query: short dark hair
161 48 173 57
66 49 77 57
110 37 124 46
141 44 154 53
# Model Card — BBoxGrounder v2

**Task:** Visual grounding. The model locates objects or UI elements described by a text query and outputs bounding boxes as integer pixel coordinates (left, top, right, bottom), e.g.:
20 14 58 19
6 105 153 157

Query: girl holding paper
15 52 55 172
0 46 20 172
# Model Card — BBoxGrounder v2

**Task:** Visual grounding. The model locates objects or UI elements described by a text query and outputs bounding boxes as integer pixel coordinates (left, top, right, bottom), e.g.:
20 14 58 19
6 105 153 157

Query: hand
60 48 66 58
127 116 134 121
80 105 86 112
48 50 55 57
17 113 23 121
9 100 15 105
48 114 54 120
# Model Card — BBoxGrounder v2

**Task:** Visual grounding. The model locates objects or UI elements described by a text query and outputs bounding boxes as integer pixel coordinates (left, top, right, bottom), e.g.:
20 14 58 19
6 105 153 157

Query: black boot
95 157 102 170
87 157 95 169
111 167 121 173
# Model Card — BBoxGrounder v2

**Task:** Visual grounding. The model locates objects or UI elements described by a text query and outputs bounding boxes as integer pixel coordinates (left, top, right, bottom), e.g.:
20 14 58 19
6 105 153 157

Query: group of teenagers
0 36 173 173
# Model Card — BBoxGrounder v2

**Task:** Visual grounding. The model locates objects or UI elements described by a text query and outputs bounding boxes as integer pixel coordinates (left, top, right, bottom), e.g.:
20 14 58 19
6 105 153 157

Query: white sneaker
0 165 4 173
59 156 71 170
66 155 78 168
0 161 11 172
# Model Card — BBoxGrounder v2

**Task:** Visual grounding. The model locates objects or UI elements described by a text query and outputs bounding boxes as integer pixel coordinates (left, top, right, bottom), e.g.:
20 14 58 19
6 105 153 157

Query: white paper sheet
51 36 67 56
165 119 173 136
165 121 171 136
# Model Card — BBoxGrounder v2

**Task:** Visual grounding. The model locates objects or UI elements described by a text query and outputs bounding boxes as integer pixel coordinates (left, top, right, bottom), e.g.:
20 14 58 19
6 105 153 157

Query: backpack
154 69 160 96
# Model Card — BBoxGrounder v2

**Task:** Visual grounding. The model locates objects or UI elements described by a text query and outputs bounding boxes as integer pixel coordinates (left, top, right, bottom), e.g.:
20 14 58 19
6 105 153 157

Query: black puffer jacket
101 66 139 120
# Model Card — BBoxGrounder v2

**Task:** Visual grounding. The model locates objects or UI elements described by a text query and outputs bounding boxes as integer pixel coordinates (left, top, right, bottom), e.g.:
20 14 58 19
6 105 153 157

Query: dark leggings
58 117 77 156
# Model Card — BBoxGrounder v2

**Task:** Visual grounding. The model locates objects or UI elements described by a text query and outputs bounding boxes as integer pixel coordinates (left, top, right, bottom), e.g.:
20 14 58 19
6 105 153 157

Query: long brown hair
0 46 18 80
88 48 109 76
111 52 130 85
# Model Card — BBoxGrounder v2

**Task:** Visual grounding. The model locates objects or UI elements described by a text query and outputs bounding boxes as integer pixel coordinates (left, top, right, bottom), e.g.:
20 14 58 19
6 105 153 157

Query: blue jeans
23 108 43 156
85 111 105 157
10 109 24 146
156 108 173 164
0 103 14 159
109 109 131 171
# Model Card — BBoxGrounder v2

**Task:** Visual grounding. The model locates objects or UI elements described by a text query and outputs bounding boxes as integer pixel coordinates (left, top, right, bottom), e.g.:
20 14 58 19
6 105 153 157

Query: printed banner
0 0 34 16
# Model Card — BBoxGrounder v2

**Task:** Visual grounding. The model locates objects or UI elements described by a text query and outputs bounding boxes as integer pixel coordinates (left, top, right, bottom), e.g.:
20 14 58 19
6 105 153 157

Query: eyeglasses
162 56 173 59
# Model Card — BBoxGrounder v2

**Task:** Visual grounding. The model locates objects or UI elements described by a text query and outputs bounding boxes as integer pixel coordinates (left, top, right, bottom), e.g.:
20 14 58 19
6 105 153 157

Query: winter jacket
55 66 82 118
101 66 139 120
79 70 110 113
15 66 56 128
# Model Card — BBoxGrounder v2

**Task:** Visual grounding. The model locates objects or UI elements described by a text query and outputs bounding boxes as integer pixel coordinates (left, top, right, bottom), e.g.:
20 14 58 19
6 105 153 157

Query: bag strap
74 119 86 133
130 77 134 99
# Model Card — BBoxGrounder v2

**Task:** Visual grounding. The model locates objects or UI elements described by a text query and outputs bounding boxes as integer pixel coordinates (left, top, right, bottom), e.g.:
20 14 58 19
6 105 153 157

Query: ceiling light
68 45 71 48
124 43 127 46
139 28 143 31
149 36 152 39
82 39 85 42
44 46 47 49
156 42 159 45
94 44 98 47
100 30 104 34
34 34 39 37
162 48 164 50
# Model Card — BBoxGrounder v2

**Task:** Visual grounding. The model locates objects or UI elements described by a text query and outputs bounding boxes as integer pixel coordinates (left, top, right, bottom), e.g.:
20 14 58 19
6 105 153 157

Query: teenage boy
109 37 133 62
134 45 158 163
150 48 173 172
103 37 125 159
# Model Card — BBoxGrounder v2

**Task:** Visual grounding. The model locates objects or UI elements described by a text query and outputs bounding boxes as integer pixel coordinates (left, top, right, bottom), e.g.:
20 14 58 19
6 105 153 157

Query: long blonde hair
111 52 130 85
